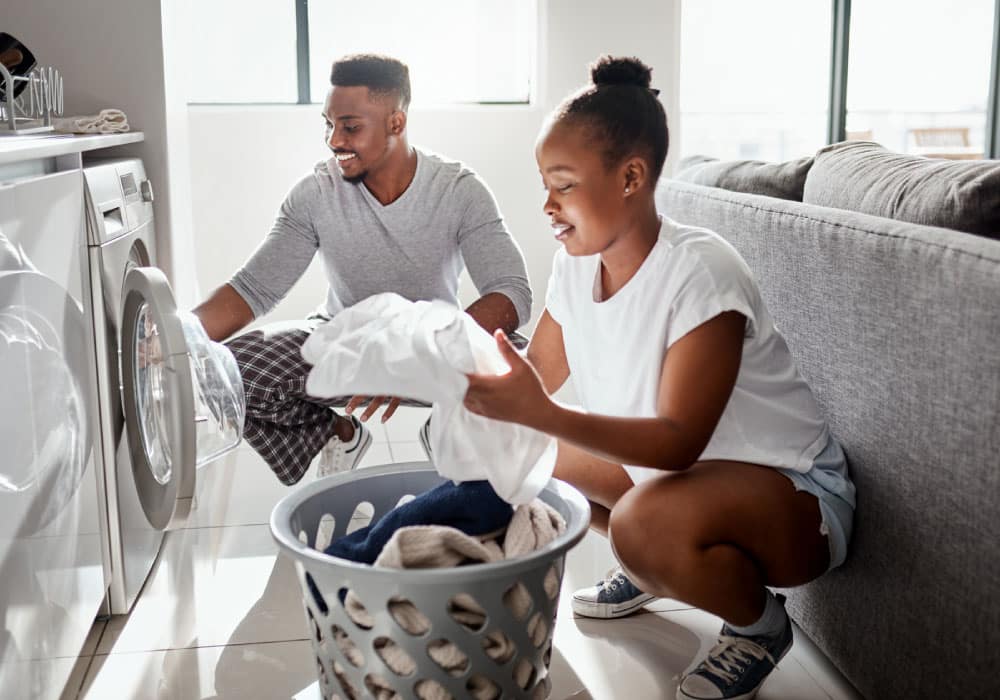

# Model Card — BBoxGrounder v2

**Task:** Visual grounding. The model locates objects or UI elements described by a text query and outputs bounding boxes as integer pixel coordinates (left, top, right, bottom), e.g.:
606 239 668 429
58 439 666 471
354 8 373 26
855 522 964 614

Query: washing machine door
0 271 91 536
119 266 197 530
118 265 245 531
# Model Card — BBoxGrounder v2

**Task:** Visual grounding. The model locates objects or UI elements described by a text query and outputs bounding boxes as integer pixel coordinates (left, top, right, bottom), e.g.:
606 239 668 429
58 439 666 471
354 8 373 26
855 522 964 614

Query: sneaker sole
677 687 762 700
571 592 657 619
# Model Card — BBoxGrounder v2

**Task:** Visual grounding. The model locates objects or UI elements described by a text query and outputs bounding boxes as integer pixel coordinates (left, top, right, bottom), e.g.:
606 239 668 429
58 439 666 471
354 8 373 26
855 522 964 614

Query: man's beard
342 169 367 184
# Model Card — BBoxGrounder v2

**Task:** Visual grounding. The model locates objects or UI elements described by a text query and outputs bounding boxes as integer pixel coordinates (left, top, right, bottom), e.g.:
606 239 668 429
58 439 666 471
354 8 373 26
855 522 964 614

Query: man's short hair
329 54 411 111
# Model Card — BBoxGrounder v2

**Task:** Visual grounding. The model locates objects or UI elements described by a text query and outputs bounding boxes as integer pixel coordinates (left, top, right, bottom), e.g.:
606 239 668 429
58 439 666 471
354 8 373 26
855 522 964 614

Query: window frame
828 0 1000 158
187 0 536 107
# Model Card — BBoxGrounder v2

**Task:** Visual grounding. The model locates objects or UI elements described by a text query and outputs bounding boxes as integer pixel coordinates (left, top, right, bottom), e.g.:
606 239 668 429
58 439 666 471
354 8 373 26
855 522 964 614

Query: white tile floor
62 408 864 700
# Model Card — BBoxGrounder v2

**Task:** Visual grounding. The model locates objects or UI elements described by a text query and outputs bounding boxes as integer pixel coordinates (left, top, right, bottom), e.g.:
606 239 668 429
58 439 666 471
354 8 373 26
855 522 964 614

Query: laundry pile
322 480 565 700
323 480 513 564
301 293 556 505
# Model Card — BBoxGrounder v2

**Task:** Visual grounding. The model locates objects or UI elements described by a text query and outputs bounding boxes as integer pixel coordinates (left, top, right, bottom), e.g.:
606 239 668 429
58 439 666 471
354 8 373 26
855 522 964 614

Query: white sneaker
418 416 433 463
316 415 372 479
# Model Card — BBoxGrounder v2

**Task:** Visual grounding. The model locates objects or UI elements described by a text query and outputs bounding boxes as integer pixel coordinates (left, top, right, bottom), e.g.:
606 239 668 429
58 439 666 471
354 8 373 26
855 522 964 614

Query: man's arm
194 175 320 341
465 292 519 336
193 283 255 342
456 172 533 332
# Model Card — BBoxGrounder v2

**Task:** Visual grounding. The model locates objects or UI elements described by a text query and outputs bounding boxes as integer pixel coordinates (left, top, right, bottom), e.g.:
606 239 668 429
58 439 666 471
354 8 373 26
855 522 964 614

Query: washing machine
0 168 106 698
83 157 245 615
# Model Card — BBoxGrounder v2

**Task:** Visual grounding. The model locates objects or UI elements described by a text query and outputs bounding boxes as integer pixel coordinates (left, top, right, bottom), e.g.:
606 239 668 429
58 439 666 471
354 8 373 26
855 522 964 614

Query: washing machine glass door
119 265 196 530
0 271 91 535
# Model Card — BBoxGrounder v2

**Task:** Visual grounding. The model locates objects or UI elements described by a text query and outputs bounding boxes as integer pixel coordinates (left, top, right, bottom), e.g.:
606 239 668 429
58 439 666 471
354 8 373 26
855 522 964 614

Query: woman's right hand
464 329 553 428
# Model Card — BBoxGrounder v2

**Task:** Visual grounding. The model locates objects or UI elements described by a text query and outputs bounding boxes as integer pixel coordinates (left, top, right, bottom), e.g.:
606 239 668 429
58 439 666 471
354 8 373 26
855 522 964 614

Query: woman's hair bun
590 55 652 89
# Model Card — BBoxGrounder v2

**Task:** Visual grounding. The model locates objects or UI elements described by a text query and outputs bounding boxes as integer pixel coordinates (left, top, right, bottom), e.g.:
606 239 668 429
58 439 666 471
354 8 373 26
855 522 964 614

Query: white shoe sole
677 687 761 700
571 592 657 618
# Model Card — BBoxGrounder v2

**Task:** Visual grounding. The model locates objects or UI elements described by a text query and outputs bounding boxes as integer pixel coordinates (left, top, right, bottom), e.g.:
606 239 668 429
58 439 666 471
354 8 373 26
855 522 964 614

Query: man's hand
345 395 402 423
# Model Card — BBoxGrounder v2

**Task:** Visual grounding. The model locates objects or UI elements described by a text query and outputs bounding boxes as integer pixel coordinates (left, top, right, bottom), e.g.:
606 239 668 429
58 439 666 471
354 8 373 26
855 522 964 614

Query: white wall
187 0 681 331
6 0 198 306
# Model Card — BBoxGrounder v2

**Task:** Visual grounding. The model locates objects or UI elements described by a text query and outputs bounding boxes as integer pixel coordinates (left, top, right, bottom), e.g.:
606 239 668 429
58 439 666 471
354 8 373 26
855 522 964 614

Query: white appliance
83 157 245 614
0 169 106 698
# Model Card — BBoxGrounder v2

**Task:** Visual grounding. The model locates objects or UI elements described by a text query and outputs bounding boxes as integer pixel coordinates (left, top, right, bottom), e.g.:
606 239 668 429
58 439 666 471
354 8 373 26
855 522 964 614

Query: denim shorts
776 436 856 571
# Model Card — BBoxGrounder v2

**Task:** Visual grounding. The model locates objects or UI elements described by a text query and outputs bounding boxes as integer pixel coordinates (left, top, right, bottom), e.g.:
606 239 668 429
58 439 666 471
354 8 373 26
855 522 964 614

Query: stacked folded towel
54 108 129 134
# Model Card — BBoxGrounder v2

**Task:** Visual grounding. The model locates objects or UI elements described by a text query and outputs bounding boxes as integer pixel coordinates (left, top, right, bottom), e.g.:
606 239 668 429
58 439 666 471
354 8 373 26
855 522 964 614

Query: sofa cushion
674 155 813 201
803 140 1000 239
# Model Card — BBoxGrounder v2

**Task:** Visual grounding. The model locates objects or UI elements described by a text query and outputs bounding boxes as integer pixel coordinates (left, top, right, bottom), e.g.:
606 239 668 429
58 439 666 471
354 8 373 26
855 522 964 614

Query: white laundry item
53 108 129 134
301 293 557 505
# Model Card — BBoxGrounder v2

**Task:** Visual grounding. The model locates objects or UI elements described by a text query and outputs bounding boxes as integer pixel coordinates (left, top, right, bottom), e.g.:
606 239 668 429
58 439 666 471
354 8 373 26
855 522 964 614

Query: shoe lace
318 436 347 476
700 635 774 685
600 566 628 592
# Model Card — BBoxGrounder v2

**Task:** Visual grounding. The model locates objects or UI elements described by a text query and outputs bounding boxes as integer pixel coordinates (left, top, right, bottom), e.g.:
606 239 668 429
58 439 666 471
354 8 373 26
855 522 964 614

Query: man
193 54 531 485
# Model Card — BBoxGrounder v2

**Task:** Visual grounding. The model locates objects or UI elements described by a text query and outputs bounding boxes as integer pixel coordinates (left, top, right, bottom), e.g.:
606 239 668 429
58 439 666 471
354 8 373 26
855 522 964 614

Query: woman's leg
553 440 634 535
608 460 829 626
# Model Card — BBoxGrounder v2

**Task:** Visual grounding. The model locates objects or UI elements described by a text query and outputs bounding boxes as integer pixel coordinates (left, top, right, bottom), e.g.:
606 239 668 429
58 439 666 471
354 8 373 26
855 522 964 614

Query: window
187 0 536 106
308 0 535 106
845 0 995 159
679 0 1000 161
679 0 832 162
187 1 298 104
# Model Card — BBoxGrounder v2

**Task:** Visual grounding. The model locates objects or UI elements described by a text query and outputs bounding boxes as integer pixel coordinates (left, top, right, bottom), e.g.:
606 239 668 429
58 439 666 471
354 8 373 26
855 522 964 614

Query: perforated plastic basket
270 462 589 700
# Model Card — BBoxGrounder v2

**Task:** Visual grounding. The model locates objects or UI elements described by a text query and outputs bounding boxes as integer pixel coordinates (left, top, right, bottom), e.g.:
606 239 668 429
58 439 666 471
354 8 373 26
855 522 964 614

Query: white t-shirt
545 216 829 484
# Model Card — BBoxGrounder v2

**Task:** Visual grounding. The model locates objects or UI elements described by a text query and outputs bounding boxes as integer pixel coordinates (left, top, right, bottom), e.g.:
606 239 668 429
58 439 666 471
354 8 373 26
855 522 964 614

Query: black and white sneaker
677 596 793 700
317 415 371 478
571 566 657 618
418 416 433 463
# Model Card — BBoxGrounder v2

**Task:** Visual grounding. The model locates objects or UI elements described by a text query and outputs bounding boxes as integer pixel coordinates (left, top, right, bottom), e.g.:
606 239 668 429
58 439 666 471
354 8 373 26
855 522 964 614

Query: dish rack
0 63 63 135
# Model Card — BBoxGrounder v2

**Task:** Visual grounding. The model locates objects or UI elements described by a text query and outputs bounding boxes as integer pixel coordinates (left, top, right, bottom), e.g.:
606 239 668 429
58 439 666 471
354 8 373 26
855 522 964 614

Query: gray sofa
657 151 1000 699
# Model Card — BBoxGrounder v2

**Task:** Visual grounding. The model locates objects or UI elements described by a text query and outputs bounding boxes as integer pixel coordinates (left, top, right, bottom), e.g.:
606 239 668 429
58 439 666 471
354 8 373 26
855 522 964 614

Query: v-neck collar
359 148 423 212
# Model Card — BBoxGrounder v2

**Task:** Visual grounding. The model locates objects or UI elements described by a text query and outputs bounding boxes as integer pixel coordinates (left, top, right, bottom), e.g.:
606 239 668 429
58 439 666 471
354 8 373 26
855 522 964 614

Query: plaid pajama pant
225 318 425 485
225 318 527 485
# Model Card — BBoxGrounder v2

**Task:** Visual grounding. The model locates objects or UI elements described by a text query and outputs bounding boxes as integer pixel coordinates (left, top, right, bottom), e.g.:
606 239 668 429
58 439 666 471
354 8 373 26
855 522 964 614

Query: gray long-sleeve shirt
229 147 532 326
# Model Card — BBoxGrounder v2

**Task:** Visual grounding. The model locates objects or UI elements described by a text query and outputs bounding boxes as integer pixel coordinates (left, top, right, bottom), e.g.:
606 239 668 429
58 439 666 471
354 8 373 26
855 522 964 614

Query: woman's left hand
464 330 551 427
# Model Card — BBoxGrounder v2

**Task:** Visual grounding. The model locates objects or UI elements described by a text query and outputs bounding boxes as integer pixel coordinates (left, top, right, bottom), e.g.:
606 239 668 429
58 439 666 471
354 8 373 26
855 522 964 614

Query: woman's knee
608 478 701 586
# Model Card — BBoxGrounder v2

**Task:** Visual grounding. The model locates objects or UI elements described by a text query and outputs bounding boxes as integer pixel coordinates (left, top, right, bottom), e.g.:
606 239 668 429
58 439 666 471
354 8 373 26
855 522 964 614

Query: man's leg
226 319 356 485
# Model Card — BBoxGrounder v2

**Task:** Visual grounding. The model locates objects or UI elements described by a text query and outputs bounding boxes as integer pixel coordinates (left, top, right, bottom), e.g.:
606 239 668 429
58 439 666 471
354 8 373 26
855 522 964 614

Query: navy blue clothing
324 480 513 564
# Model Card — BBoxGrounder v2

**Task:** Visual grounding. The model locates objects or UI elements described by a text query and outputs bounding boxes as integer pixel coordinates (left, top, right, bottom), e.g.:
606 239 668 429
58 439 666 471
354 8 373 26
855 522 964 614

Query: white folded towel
54 108 129 134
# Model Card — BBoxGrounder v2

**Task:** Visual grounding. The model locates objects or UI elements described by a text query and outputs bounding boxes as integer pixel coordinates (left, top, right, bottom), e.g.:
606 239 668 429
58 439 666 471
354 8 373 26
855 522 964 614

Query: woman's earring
624 187 631 194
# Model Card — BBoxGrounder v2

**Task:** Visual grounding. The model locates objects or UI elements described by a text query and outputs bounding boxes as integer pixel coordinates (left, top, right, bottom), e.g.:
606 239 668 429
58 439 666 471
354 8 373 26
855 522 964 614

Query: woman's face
535 118 628 257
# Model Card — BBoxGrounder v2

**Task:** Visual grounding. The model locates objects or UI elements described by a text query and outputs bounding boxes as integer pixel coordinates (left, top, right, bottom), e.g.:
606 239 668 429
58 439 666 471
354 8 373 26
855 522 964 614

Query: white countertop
0 132 144 164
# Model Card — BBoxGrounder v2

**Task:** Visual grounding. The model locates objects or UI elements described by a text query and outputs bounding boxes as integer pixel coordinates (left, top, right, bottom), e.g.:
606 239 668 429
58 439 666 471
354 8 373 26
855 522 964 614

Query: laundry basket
270 461 590 700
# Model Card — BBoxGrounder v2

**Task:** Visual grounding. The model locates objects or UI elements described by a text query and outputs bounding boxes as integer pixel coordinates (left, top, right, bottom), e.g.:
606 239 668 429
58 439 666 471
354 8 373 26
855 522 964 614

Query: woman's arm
526 309 570 395
464 311 745 471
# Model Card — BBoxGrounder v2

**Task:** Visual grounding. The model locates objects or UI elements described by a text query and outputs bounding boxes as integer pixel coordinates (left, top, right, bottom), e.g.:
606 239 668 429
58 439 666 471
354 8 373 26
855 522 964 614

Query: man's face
322 85 401 183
